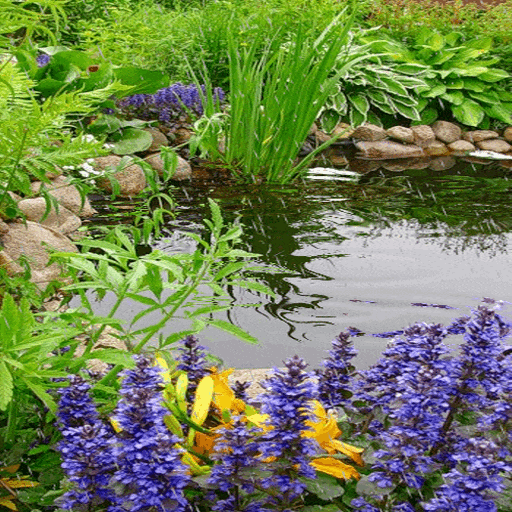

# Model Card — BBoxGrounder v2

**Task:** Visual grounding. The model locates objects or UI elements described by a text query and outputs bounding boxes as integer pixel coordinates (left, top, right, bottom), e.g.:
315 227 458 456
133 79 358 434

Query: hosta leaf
348 94 370 115
429 49 457 66
466 37 493 52
378 76 409 97
462 78 486 92
422 84 446 98
440 90 465 105
320 109 341 133
390 94 417 107
452 99 485 127
367 90 394 114
427 32 445 51
417 106 439 125
483 103 512 124
394 63 430 75
349 107 366 127
390 100 421 121
111 128 153 155
467 90 500 104
454 66 489 77
478 68 510 82
446 78 464 89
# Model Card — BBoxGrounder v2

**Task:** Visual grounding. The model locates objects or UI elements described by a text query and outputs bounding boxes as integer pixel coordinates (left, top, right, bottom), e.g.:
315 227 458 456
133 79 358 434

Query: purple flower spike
57 376 116 509
176 335 211 394
111 356 190 512
258 356 318 510
317 331 357 410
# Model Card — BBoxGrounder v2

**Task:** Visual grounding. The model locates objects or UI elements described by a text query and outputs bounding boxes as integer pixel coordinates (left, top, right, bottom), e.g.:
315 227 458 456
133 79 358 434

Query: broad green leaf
416 106 439 125
349 107 366 127
483 103 512 124
467 90 500 104
454 66 489 77
206 319 259 344
462 79 486 92
320 109 341 133
466 37 493 52
440 91 465 106
367 90 394 114
113 67 169 95
0 361 13 410
348 94 370 115
452 99 485 126
87 114 123 135
427 32 445 51
112 128 153 155
446 78 464 89
429 49 457 66
422 84 446 98
394 63 430 75
302 472 345 500
389 100 421 121
478 69 510 82
374 76 408 97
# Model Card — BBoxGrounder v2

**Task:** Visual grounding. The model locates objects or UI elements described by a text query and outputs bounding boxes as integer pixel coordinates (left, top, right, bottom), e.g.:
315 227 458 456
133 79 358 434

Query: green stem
97 251 215 388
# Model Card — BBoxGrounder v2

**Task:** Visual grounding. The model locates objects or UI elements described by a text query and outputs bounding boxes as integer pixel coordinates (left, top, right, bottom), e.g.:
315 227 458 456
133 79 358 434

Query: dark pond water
85 156 512 369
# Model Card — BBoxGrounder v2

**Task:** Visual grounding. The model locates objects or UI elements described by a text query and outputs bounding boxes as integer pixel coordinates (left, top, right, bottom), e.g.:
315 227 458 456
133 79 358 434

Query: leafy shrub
319 31 428 130
363 28 512 127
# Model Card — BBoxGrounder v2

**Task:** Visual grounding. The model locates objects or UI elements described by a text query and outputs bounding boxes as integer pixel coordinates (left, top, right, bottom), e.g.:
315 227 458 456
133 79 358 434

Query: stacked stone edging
349 121 512 160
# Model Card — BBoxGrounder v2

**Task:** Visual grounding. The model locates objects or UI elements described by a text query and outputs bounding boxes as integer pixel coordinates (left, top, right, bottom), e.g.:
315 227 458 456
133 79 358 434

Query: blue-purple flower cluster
36 53 51 67
56 358 190 511
345 303 512 512
258 356 318 509
118 83 225 124
56 304 512 512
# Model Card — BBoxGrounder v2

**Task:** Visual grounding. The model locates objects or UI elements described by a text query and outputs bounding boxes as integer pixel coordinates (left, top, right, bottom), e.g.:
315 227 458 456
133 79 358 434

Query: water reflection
87 160 512 368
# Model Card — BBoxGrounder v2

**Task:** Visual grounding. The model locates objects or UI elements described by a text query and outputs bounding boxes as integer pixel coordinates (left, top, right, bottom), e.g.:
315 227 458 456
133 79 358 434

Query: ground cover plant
18 299 509 512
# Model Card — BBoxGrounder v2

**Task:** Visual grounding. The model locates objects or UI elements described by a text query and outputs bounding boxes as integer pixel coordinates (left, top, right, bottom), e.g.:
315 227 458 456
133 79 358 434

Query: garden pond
83 156 512 370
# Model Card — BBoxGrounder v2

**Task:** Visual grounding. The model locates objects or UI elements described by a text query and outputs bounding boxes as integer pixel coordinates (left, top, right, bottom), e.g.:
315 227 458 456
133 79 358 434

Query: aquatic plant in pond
118 82 225 124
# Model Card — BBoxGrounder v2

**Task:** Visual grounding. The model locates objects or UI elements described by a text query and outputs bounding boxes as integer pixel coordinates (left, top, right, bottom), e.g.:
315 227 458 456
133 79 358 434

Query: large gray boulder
476 139 512 153
411 125 436 147
18 197 81 234
0 221 78 286
355 141 425 160
463 130 499 143
145 153 192 180
431 121 462 144
352 124 387 141
31 176 96 218
94 155 147 197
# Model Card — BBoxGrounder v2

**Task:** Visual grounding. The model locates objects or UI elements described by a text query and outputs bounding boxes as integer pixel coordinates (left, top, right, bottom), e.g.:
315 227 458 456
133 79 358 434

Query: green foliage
51 199 274 386
363 28 512 127
219 8 365 183
0 0 68 47
75 0 348 87
319 31 428 130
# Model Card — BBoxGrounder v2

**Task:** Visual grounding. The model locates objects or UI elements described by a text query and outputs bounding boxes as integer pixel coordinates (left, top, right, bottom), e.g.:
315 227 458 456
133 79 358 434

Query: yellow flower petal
154 355 172 383
330 440 365 466
191 376 214 426
310 458 361 480
1 478 38 489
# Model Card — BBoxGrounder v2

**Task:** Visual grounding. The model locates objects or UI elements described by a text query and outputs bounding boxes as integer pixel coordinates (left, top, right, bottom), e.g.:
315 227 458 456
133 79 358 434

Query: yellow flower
309 457 361 480
304 401 364 467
